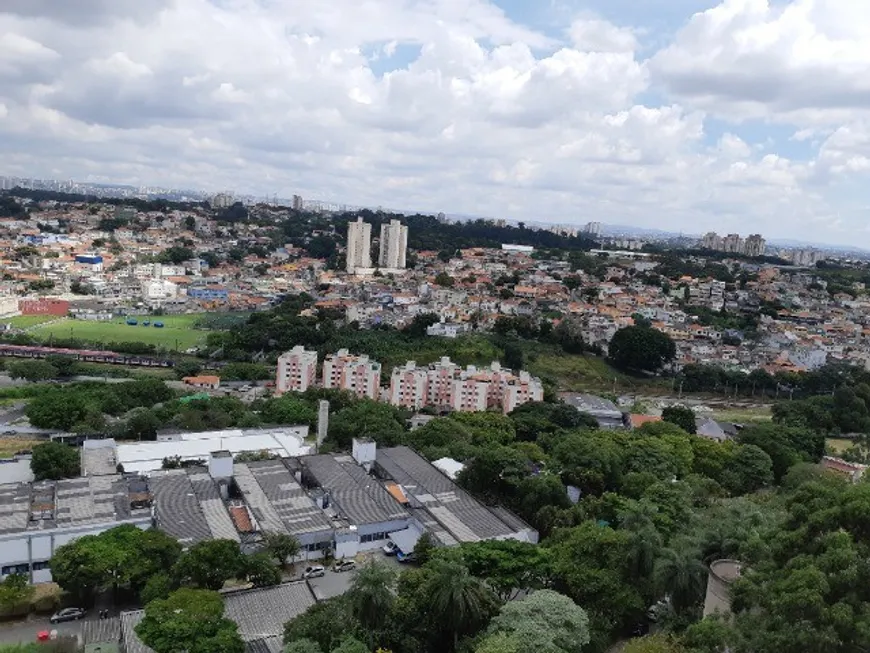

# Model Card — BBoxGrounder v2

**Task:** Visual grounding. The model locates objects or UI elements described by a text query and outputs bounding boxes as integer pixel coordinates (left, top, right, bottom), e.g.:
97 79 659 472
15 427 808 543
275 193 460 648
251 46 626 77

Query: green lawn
711 405 773 424
28 315 210 350
826 438 855 455
524 345 669 395
2 315 61 328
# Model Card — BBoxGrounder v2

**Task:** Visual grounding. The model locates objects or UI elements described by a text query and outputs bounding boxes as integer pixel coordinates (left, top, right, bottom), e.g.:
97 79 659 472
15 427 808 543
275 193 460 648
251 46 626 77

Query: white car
382 541 399 556
302 565 325 579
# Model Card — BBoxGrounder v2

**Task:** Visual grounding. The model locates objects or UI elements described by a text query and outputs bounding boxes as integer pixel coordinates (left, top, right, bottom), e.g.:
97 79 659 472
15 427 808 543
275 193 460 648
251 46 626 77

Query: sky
2 0 870 245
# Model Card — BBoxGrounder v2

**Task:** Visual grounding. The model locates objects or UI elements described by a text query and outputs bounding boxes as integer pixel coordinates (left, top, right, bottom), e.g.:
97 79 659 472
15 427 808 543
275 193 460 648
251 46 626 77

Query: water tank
704 559 743 617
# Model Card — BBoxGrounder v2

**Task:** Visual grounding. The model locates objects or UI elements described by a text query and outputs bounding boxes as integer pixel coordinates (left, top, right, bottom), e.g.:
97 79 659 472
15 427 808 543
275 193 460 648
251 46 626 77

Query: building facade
276 346 318 394
388 362 429 410
322 349 382 400
379 219 408 270
346 218 372 273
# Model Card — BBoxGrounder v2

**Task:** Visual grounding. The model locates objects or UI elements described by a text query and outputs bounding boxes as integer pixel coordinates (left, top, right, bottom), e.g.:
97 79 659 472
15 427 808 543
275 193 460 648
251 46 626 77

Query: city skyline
1 2 868 245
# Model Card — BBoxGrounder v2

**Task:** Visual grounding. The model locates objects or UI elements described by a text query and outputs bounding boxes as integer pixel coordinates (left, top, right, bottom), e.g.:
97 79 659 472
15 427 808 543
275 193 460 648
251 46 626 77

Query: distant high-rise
379 219 408 270
583 222 602 237
701 232 722 250
722 233 742 254
292 195 304 211
210 193 234 209
346 217 372 273
743 234 766 257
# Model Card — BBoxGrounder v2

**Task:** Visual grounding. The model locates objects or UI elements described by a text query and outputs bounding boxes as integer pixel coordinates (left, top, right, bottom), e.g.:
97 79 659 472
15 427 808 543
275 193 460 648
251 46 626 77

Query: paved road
0 615 81 645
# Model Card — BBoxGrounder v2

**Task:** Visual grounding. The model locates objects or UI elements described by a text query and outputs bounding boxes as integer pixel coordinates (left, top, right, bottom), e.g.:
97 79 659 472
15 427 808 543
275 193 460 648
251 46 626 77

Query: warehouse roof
0 474 151 536
150 470 213 546
224 582 316 641
376 446 534 543
302 454 408 526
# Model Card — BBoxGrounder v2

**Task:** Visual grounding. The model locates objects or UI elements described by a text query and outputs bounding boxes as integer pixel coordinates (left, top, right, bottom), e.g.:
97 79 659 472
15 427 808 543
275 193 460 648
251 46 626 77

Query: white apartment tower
276 346 318 395
379 219 408 270
744 234 766 257
346 218 372 273
322 349 382 400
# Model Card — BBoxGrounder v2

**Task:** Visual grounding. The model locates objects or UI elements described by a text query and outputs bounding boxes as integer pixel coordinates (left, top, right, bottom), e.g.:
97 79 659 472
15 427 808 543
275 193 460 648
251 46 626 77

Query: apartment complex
322 348 382 399
346 217 373 273
379 219 409 270
388 357 543 414
701 232 766 257
276 345 318 395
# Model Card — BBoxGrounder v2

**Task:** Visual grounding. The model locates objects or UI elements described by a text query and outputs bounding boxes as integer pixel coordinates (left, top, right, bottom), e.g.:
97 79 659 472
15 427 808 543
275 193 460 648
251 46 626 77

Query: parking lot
305 552 405 601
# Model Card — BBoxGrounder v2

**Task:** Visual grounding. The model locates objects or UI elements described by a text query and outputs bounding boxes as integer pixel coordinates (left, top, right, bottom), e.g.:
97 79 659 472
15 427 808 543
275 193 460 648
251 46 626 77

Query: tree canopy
608 326 676 374
30 441 80 481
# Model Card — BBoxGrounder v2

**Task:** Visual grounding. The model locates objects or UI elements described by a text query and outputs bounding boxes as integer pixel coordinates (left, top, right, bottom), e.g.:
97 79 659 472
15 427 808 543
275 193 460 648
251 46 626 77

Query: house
628 414 662 429
561 393 625 429
182 375 221 390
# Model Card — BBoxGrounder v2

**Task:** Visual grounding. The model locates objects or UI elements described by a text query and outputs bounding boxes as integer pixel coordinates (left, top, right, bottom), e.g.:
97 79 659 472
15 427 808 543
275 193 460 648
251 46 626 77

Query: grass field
0 437 43 457
28 314 209 350
826 437 855 454
711 405 773 423
2 315 60 328
525 347 669 395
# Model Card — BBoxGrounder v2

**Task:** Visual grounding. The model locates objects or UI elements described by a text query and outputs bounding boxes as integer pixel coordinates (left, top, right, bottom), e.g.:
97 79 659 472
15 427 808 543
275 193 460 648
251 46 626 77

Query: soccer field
28 314 209 350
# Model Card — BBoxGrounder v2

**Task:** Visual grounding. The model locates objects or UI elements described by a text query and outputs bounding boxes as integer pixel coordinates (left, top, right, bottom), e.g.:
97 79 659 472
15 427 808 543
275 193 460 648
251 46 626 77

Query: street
0 615 81 645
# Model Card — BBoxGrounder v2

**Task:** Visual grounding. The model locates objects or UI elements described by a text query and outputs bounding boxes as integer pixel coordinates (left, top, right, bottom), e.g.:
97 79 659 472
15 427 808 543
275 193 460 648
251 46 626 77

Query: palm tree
627 527 663 579
427 559 497 651
348 561 396 646
653 547 708 613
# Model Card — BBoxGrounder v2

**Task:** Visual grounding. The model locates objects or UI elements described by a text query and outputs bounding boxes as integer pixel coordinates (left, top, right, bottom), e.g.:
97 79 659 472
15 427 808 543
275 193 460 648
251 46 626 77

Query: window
2 563 29 576
32 561 50 571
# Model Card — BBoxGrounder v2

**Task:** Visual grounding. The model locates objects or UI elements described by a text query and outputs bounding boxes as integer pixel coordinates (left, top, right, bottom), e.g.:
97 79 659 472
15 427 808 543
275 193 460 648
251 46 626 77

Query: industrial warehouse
0 438 537 583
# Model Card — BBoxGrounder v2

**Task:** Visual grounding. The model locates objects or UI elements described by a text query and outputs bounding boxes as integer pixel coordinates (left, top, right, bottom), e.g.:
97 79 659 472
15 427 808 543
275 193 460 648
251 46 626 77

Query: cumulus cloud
0 0 868 242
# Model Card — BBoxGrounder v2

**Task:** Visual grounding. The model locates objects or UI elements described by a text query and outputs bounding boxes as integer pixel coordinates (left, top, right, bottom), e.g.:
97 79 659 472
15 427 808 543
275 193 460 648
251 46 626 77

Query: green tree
174 359 203 380
476 633 521 653
136 588 244 653
8 360 58 382
548 522 644 647
174 539 244 590
485 590 590 653
454 540 552 601
125 408 162 440
427 559 499 651
721 445 774 495
328 400 406 449
284 598 355 653
140 572 175 605
434 272 454 287
405 313 440 338
263 531 301 568
0 574 34 615
413 533 436 565
30 441 80 481
661 406 697 434
261 397 318 427
348 561 395 643
404 417 474 460
244 552 281 587
330 638 368 653
284 640 323 653
608 325 676 373
653 548 707 613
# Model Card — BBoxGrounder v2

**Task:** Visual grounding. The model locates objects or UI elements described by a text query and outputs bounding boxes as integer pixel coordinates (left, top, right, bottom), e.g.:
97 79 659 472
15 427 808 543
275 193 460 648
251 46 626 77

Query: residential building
389 361 429 410
379 219 408 270
743 234 766 257
583 222 602 237
722 233 742 254
501 371 545 413
276 345 318 394
292 195 304 211
322 349 382 400
701 232 722 250
346 218 372 273
182 375 221 390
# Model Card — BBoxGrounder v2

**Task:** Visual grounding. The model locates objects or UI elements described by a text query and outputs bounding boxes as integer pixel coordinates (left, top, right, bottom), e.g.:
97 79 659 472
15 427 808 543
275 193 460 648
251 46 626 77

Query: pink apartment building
276 345 318 395
389 362 429 410
323 348 382 400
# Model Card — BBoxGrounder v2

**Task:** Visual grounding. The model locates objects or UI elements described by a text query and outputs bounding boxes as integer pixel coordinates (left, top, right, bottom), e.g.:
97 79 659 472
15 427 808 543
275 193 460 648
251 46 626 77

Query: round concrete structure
703 559 742 617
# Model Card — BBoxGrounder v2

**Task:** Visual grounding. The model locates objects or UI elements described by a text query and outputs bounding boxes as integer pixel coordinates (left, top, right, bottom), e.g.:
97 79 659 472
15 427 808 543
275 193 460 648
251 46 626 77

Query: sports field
2 315 60 328
28 314 209 350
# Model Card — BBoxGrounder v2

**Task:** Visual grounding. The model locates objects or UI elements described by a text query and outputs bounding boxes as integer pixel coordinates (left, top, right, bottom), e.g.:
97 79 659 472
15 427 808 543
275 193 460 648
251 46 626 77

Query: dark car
50 607 86 624
396 551 417 564
332 560 356 572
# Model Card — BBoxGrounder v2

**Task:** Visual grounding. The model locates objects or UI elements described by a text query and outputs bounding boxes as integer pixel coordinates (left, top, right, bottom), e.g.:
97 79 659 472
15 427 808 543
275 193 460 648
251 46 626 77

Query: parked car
382 541 399 556
2 429 16 436
332 560 356 572
396 551 417 564
302 565 325 579
50 607 86 624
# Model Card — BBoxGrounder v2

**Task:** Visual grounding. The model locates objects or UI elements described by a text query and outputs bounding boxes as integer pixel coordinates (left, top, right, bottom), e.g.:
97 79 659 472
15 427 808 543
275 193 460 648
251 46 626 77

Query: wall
18 299 70 317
